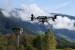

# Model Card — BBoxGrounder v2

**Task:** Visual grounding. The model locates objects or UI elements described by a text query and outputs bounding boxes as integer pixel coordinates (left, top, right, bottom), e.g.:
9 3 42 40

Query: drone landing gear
47 22 50 25
36 22 50 25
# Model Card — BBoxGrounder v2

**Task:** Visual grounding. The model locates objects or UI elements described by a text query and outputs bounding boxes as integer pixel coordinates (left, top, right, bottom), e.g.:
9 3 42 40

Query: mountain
17 13 75 42
19 21 75 42
1 9 75 42
0 11 35 35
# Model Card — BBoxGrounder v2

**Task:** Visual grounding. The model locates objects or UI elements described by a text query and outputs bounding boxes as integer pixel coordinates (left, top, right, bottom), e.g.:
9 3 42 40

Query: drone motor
31 14 35 21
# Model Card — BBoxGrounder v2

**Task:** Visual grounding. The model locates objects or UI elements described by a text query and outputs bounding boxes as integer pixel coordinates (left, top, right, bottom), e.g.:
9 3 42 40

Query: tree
0 33 7 50
19 45 24 50
4 33 17 46
44 29 57 50
25 46 37 50
33 35 44 50
7 45 16 50
0 45 7 50
20 34 35 48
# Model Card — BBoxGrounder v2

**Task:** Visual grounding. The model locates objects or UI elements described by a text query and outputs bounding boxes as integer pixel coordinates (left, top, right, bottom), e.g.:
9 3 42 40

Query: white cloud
2 4 50 21
50 16 75 30
1 3 75 30
21 4 50 17
20 4 50 21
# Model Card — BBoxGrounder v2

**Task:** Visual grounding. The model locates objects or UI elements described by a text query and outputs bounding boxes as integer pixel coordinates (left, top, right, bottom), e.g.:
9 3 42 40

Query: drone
30 14 59 25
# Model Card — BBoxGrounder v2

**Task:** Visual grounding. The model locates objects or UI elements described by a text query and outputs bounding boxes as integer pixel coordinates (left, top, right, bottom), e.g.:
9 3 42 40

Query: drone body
30 14 58 25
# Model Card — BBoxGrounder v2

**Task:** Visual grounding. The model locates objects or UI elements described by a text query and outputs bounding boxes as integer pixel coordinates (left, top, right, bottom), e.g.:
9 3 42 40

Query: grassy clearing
56 49 61 50
56 49 75 50
57 33 75 42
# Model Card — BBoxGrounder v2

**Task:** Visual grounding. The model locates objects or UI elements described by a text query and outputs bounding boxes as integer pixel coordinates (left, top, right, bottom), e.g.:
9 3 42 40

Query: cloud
21 4 50 16
1 3 75 30
50 16 75 30
2 4 50 21
20 4 50 21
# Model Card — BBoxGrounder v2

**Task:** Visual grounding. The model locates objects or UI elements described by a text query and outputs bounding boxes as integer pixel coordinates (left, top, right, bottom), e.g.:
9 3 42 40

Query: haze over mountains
0 8 75 42
0 10 35 35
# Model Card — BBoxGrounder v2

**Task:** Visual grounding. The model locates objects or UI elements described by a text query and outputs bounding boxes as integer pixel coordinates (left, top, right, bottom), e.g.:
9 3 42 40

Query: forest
0 29 75 50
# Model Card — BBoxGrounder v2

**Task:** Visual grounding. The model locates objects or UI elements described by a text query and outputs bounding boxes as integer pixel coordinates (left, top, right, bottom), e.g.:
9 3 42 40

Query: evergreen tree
44 29 57 50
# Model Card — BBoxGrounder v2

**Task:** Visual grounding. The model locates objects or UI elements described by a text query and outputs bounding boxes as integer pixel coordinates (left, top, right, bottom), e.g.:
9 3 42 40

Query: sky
0 0 75 16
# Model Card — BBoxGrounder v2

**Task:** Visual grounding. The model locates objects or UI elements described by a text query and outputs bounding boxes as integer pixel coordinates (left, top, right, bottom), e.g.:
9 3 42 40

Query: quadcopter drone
30 14 59 25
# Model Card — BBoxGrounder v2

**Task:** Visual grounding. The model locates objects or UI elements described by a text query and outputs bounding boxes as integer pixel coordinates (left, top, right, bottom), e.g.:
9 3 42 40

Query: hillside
12 17 75 42
1 9 75 42
18 13 75 42
0 11 35 35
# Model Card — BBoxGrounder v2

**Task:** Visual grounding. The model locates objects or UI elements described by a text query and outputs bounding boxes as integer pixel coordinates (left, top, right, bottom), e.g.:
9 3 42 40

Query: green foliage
20 34 35 48
0 31 75 50
37 31 45 35
25 46 37 50
44 29 57 50
57 33 75 42
33 35 44 50
0 33 7 46
7 45 16 50
56 43 75 49
0 32 2 37
5 33 17 46
56 38 69 44
0 45 7 50
0 33 7 50
19 45 24 50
